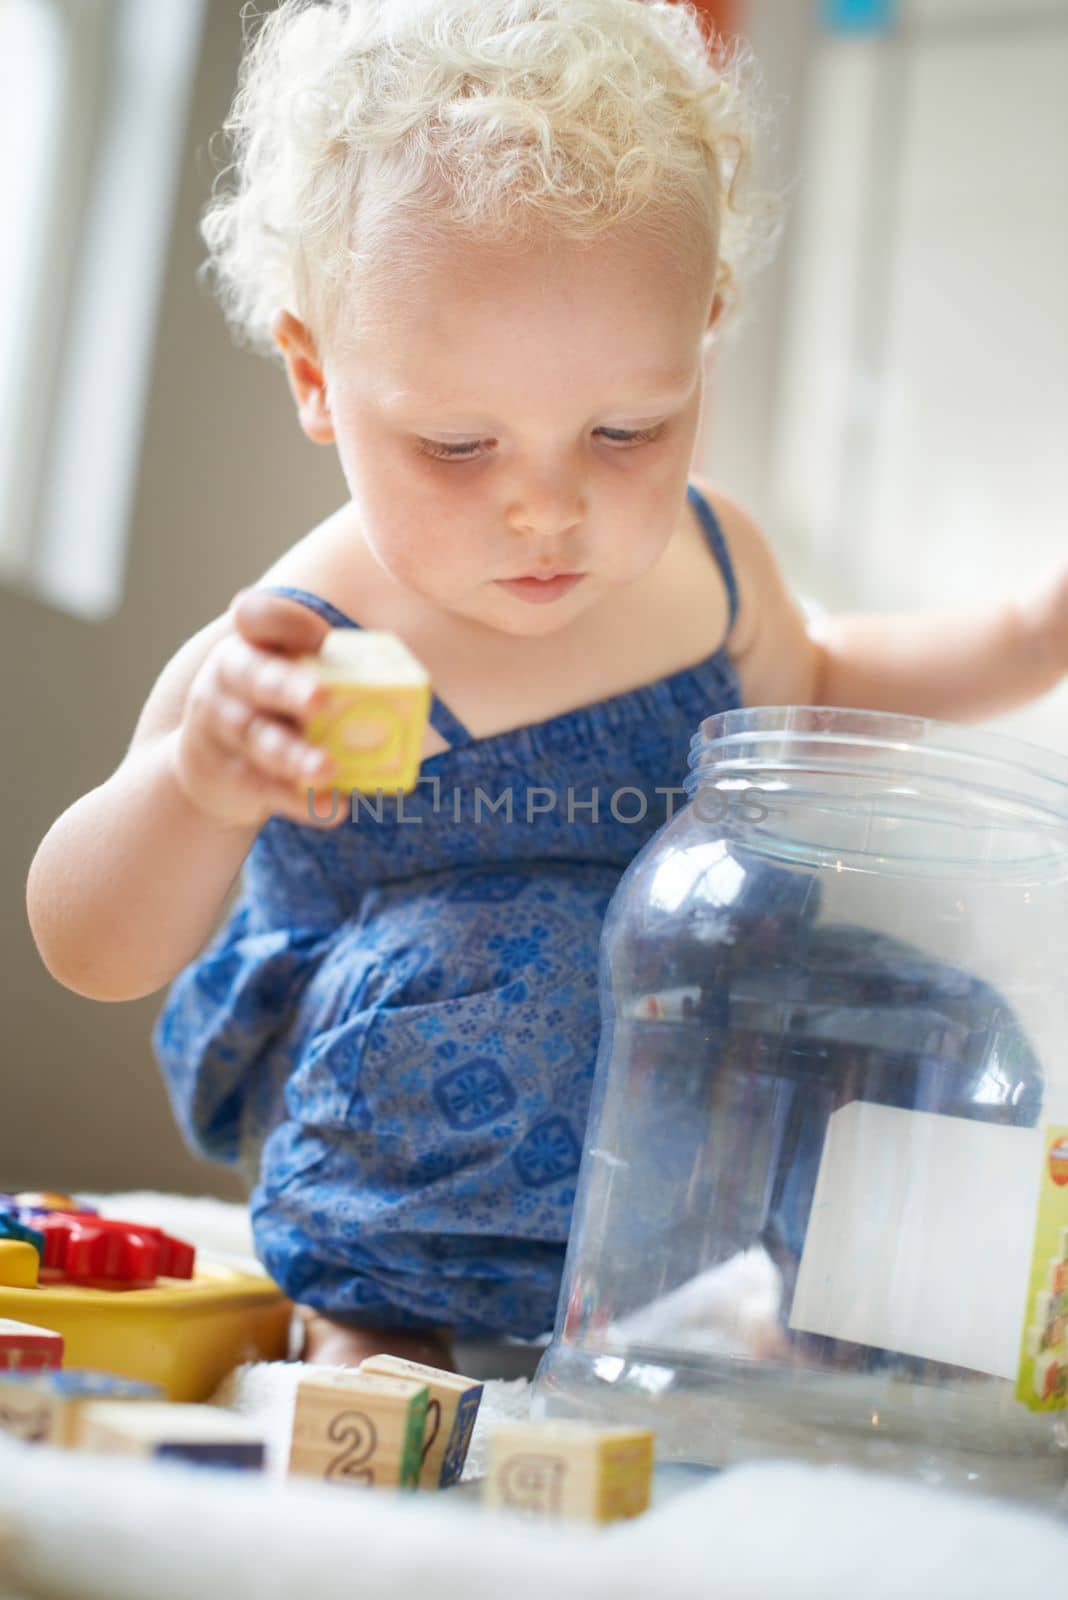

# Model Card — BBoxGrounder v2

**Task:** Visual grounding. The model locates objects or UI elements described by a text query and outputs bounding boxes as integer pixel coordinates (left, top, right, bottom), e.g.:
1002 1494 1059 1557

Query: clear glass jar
533 707 1068 1506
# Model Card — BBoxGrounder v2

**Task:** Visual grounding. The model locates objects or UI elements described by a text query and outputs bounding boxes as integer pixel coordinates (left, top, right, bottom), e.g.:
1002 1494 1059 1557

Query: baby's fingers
213 691 333 787
214 633 326 724
203 721 345 829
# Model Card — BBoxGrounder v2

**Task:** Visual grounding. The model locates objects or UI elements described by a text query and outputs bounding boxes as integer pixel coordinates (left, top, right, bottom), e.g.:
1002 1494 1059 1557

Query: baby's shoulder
689 475 819 708
254 502 371 618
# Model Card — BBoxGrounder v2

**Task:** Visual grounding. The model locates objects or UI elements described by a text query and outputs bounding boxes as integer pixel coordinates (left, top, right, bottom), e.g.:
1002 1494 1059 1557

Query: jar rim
685 705 1068 826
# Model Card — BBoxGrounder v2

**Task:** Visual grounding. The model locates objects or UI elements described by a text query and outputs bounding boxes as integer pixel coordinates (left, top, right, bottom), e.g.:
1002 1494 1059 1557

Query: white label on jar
789 1102 1041 1378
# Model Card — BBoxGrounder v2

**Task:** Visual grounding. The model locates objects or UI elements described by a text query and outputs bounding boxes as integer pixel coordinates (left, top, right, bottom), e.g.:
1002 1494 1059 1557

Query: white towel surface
0 1191 1065 1600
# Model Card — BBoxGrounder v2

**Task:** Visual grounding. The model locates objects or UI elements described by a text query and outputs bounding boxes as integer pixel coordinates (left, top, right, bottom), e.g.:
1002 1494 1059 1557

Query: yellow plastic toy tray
0 1261 291 1401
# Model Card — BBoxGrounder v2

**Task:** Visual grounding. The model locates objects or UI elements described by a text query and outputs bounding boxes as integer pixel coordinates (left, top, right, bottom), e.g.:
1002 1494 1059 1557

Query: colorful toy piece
359 1353 483 1488
0 1369 161 1446
0 1214 45 1256
484 1420 655 1524
12 1191 97 1214
0 1242 39 1289
0 1260 290 1402
77 1400 265 1470
297 628 431 795
0 1318 64 1372
34 1212 196 1289
288 1370 430 1489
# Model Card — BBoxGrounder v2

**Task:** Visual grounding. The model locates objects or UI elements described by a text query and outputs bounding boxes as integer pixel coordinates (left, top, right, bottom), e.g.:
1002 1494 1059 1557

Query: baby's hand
173 589 345 829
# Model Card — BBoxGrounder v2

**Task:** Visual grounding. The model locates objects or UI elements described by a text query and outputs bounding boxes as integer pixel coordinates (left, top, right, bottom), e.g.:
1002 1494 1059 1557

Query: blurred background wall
2 0 1065 1198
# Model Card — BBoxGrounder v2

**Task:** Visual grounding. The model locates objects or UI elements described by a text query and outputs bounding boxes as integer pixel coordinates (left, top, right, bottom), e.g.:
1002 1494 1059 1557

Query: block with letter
297 629 431 795
0 1369 161 1446
0 1317 63 1372
484 1420 654 1523
77 1400 265 1470
359 1353 483 1487
287 1370 429 1489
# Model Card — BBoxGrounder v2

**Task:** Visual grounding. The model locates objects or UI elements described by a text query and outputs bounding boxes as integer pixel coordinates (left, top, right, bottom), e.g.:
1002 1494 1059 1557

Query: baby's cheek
378 529 476 598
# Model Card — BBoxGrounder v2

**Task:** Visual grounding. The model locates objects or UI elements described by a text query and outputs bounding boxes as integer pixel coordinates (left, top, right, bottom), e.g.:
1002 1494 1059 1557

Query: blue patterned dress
152 483 745 1335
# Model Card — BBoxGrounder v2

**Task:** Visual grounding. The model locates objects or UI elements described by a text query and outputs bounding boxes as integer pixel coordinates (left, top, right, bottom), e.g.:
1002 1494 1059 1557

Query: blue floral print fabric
152 484 748 1335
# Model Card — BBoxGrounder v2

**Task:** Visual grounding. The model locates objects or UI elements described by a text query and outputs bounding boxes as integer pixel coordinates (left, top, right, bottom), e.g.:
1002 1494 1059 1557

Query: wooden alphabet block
359 1353 483 1487
297 629 431 795
287 1370 429 1489
0 1369 162 1447
0 1242 39 1289
484 1420 654 1523
77 1400 265 1470
0 1317 63 1371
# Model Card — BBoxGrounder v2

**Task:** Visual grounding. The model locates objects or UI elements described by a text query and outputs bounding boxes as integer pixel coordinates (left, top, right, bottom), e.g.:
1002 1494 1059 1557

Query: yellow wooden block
288 1370 429 1489
77 1400 265 1469
298 629 431 796
0 1243 39 1289
0 1370 162 1447
484 1420 654 1523
359 1353 483 1487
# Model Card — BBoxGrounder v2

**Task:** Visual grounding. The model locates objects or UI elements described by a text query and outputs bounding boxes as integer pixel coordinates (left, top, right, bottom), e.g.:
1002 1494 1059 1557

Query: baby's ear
270 309 335 445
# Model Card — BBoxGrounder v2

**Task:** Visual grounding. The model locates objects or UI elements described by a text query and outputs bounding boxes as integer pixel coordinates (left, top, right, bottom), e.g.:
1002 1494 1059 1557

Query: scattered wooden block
297 628 431 795
0 1318 63 1372
360 1353 483 1487
288 1370 429 1489
0 1369 162 1446
0 1241 39 1289
77 1400 265 1470
484 1420 654 1523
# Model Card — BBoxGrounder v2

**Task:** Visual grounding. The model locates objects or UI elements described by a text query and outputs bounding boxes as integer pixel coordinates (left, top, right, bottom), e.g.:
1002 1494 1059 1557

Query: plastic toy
484 1420 654 1523
288 1370 431 1488
77 1400 265 1469
32 1211 196 1288
297 628 431 795
0 1215 44 1255
0 1259 290 1402
8 1191 97 1214
360 1353 483 1488
0 1317 63 1371
0 1242 39 1289
0 1369 161 1446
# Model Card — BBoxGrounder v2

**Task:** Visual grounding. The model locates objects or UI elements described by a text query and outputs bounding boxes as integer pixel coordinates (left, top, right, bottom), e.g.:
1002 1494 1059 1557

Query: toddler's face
275 219 717 639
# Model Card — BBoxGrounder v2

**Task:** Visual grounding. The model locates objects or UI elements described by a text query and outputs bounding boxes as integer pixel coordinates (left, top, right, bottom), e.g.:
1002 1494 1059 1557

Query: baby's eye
415 424 665 464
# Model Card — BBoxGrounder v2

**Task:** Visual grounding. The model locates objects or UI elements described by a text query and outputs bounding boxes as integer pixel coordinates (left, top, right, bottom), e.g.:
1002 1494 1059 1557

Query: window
0 0 205 620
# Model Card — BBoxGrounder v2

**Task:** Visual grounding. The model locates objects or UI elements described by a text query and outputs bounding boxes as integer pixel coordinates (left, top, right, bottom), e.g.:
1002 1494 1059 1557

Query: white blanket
0 1192 1065 1600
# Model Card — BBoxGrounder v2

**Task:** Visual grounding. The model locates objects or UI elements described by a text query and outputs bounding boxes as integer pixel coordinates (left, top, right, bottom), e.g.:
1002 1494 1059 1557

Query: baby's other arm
26 593 341 1004
706 485 1067 722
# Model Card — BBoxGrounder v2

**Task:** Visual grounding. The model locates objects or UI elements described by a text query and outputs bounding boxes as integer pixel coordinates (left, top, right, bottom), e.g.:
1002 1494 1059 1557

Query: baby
26 0 1067 1373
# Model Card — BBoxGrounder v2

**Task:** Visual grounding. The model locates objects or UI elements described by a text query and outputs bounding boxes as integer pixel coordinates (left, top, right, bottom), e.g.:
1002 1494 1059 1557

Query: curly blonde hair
199 0 781 361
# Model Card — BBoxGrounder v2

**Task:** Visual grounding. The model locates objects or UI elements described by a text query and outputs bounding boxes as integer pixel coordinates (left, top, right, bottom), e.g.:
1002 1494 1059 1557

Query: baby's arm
26 594 342 1004
711 489 1067 722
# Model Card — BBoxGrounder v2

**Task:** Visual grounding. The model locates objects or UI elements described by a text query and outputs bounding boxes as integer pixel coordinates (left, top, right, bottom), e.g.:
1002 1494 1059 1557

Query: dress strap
686 482 739 637
256 583 474 749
